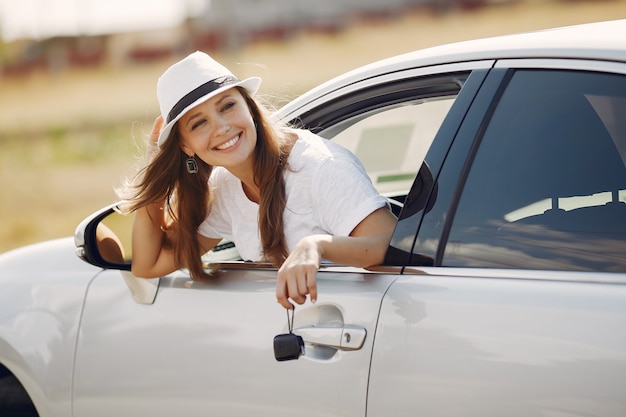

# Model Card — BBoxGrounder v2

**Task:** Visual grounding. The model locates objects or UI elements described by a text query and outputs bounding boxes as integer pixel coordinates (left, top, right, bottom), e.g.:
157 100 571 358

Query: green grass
0 123 143 253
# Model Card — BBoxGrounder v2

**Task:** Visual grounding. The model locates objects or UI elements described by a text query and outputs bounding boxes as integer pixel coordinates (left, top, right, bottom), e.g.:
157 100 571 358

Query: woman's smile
215 134 240 151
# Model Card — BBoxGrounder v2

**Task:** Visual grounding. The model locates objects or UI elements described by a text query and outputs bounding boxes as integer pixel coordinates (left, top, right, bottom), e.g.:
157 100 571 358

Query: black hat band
167 75 239 123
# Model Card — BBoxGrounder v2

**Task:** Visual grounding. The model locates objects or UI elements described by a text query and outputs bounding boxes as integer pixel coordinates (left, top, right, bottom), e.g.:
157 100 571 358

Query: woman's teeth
216 135 239 150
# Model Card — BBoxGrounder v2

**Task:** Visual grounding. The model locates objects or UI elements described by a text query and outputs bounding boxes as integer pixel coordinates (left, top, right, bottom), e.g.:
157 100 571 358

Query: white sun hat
156 51 262 146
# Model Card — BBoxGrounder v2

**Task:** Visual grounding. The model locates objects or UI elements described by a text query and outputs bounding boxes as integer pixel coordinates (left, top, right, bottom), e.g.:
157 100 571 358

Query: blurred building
0 0 512 76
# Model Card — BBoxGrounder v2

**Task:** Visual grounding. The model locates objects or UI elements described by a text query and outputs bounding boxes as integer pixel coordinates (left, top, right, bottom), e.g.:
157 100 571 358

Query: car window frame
426 58 626 271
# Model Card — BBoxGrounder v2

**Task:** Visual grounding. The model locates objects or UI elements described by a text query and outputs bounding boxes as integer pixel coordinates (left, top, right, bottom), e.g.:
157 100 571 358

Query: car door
72 267 397 417
71 62 491 417
368 60 626 416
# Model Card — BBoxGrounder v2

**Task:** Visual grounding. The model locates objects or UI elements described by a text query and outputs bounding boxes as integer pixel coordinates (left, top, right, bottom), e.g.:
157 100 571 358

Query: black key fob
273 333 304 361
273 307 304 361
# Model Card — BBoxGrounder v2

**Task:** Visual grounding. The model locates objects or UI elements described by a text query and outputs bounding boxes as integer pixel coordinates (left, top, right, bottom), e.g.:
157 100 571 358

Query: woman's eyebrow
215 93 234 105
184 112 202 129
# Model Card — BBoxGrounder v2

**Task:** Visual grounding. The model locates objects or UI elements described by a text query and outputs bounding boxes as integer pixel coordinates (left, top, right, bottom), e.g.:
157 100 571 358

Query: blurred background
0 0 625 254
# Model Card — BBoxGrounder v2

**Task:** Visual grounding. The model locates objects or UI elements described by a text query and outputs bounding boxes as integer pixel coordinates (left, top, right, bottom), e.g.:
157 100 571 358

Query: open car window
329 98 454 200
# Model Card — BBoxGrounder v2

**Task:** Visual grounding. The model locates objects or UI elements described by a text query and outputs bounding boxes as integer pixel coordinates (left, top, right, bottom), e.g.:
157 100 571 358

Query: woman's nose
217 120 231 134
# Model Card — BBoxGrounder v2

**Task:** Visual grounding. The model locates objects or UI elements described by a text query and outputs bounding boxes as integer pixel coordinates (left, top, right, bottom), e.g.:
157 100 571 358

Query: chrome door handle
293 326 366 350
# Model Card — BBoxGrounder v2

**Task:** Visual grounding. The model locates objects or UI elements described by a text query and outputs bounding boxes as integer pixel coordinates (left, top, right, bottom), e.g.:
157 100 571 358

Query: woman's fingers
275 269 295 309
276 236 322 309
150 115 165 142
287 273 307 305
307 271 318 304
276 261 319 309
145 116 165 163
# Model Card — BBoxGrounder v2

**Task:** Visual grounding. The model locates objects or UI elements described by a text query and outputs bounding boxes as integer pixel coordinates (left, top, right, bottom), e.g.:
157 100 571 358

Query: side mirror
74 203 132 270
75 203 159 305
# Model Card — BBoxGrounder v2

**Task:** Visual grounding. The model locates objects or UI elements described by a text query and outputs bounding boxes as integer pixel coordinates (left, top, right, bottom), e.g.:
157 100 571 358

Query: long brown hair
120 87 290 280
242 90 291 266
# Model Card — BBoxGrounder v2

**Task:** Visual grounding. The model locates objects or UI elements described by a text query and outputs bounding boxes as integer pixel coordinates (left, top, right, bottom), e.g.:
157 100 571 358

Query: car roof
278 19 626 118
367 18 626 70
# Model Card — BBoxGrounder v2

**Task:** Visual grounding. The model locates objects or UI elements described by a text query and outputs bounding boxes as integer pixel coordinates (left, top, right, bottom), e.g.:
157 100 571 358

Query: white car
2 19 626 417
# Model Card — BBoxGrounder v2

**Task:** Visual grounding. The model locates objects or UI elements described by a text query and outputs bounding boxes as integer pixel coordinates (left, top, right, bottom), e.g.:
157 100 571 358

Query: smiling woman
118 51 396 310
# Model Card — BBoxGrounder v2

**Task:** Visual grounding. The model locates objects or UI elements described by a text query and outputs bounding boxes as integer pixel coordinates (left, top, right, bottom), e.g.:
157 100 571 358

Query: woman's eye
221 102 235 112
191 119 206 130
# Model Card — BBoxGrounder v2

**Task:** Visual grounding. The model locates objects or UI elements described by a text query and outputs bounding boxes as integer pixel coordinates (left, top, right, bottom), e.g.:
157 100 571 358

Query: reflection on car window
444 69 626 272
331 98 454 199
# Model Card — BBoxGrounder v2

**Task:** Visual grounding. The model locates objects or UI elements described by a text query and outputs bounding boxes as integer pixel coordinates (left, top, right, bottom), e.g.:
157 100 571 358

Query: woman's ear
179 141 194 157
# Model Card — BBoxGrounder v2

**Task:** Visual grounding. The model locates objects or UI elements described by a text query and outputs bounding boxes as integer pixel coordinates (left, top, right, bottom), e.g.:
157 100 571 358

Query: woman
121 51 396 309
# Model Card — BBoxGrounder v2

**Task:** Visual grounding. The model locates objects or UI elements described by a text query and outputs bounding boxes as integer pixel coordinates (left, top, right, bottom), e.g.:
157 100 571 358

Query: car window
331 98 454 200
443 69 626 271
203 73 466 263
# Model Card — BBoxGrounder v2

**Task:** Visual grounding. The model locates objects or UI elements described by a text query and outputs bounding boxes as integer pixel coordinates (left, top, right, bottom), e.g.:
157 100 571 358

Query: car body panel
0 238 100 417
72 268 398 417
368 270 626 416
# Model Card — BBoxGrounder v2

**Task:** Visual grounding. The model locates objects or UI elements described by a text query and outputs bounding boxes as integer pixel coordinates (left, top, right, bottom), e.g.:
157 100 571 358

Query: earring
186 156 198 174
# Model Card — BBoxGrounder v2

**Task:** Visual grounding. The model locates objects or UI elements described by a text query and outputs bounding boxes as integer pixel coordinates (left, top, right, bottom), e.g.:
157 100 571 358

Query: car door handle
293 326 367 350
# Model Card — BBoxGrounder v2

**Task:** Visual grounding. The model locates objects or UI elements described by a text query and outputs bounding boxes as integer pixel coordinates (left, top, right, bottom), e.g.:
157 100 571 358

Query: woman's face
177 88 257 171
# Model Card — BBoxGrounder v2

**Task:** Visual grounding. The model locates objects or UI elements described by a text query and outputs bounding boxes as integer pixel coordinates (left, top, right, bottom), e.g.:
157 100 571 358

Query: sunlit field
1 0 625 254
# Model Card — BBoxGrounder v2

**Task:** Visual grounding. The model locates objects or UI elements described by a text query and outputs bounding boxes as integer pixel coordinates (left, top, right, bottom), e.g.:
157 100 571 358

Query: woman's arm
131 208 221 278
130 116 177 278
130 203 177 278
275 207 396 309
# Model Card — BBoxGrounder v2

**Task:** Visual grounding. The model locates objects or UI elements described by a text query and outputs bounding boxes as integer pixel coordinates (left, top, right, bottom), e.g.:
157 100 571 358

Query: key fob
273 333 304 361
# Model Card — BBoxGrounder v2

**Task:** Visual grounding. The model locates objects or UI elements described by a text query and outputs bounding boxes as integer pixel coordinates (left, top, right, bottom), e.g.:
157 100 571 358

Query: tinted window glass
444 69 626 272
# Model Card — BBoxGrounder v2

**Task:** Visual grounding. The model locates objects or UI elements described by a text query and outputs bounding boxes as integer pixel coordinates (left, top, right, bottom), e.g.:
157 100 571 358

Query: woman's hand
275 235 324 309
274 207 396 309
145 116 165 164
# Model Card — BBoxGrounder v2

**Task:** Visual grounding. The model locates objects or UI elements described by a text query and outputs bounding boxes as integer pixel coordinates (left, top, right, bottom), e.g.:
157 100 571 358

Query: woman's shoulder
289 129 355 167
